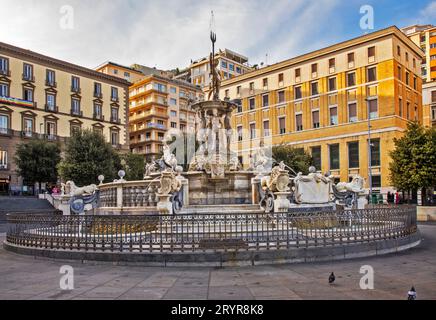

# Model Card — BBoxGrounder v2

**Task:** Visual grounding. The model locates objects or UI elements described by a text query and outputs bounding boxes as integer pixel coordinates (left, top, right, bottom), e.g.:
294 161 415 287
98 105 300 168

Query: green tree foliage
272 144 313 175
14 140 61 191
121 153 145 181
389 122 436 198
58 130 120 186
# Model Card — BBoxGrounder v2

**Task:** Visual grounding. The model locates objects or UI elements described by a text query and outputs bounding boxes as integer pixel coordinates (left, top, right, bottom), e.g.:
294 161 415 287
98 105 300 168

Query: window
111 131 119 146
347 52 355 67
94 103 102 119
113 69 118 75
46 93 56 111
399 98 403 117
312 110 320 128
221 60 227 68
171 122 177 128
277 90 285 104
397 45 401 56
263 120 270 136
368 46 376 62
170 110 177 117
311 63 317 76
71 98 81 115
229 64 234 71
348 142 359 168
46 70 55 86
413 77 417 90
368 99 378 119
237 102 242 113
279 117 286 134
46 121 56 138
294 86 302 100
249 82 254 93
0 57 8 75
70 123 81 135
405 52 409 62
398 66 402 81
262 94 269 107
23 87 33 102
71 76 80 92
347 72 356 87
348 102 357 123
170 87 177 94
225 89 229 98
111 87 118 101
263 78 268 89
236 66 242 73
237 86 241 96
23 118 33 137
311 146 321 170
295 68 301 81
249 97 255 110
0 115 9 134
296 114 303 131
329 106 338 125
237 126 243 141
111 107 119 122
406 102 410 119
371 175 381 188
170 98 177 105
370 139 380 166
23 63 33 81
328 77 336 91
0 83 9 97
311 82 319 95
0 151 7 169
124 72 130 78
329 58 335 72
329 144 340 170
94 82 102 97
367 66 377 82
405 72 410 86
278 73 284 83
432 91 436 103
413 58 416 68
250 123 256 139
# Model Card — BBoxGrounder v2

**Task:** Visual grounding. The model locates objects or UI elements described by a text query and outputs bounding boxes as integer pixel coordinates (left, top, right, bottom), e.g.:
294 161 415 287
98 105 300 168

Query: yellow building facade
0 42 130 193
128 75 203 160
219 27 423 192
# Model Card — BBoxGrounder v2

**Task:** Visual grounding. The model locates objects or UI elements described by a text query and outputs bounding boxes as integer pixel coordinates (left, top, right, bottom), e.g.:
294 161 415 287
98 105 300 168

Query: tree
14 140 61 193
389 122 436 205
121 153 145 181
58 130 120 186
272 144 313 175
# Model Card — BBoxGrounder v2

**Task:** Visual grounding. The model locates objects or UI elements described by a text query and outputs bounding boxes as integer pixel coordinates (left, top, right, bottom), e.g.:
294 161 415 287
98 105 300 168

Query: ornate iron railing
5 206 417 253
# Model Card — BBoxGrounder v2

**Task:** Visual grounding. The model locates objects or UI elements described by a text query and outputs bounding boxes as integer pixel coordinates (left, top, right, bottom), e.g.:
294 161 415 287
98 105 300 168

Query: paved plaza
0 223 435 300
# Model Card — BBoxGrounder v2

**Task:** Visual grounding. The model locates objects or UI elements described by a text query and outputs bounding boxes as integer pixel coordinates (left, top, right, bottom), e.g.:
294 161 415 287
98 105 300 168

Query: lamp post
365 98 373 203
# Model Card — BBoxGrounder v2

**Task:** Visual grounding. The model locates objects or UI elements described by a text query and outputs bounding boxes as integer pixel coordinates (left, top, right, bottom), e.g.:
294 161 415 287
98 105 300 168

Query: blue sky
0 0 435 70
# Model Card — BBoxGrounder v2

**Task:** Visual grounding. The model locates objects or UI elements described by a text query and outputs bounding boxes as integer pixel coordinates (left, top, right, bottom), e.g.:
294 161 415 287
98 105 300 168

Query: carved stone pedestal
274 192 291 213
357 193 368 209
157 194 173 214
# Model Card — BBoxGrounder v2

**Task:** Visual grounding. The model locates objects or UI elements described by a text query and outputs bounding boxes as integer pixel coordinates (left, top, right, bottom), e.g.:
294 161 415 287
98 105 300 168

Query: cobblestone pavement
0 224 435 300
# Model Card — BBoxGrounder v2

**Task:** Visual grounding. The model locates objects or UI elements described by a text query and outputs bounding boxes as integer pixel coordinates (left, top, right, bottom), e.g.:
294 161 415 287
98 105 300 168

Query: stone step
180 204 264 214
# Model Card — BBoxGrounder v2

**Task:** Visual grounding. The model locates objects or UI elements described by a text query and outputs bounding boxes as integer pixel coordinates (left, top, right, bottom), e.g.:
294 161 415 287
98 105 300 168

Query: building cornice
220 26 425 88
0 42 131 87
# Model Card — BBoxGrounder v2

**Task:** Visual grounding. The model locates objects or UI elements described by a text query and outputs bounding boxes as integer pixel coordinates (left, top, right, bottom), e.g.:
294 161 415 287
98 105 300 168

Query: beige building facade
0 42 130 194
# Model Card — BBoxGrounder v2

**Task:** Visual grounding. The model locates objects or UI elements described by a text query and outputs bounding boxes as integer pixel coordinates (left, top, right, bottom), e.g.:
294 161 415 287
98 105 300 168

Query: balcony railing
94 92 103 99
0 69 11 77
93 113 105 121
110 117 121 124
22 74 35 82
45 80 57 88
45 104 59 113
0 128 12 136
111 96 119 102
71 86 81 94
70 109 83 117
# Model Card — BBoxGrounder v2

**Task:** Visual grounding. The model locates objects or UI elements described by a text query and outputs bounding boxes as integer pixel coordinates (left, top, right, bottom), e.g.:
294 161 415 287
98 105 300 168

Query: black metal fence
5 206 417 253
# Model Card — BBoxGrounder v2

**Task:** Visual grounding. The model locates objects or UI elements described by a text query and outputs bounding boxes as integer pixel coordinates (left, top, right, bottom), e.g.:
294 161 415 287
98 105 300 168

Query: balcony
45 80 57 88
94 91 103 99
45 104 59 113
0 128 12 136
110 117 121 124
93 113 105 121
70 109 83 117
71 86 81 94
147 122 166 130
21 131 36 139
0 69 11 77
111 96 119 103
22 74 35 82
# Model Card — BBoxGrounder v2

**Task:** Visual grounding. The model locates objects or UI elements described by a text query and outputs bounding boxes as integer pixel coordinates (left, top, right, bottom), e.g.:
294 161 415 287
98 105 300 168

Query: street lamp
365 98 373 203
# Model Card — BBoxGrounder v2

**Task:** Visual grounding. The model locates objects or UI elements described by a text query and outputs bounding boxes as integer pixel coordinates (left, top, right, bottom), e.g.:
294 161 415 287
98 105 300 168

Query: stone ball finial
118 170 126 180
175 166 183 175
98 175 105 185
309 166 316 173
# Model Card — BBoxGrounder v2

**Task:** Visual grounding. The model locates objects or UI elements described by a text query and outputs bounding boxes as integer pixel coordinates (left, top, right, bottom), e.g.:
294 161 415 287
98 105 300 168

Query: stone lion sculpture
336 175 365 193
64 181 98 197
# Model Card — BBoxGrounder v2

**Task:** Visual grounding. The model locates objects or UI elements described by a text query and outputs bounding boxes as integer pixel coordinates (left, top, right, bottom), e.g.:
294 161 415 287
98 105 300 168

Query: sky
0 0 435 71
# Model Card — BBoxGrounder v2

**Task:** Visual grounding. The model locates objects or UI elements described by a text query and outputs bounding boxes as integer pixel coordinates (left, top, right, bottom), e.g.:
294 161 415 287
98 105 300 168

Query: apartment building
0 42 130 194
402 24 436 82
218 26 423 192
423 81 436 128
128 75 203 161
190 48 253 88
95 61 145 83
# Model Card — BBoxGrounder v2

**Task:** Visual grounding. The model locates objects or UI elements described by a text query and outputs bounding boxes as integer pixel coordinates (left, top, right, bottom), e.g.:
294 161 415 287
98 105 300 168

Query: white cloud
420 1 436 19
0 0 341 70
